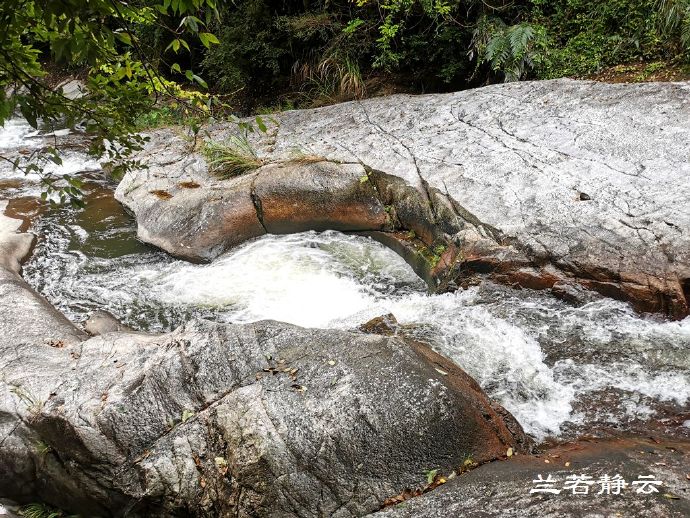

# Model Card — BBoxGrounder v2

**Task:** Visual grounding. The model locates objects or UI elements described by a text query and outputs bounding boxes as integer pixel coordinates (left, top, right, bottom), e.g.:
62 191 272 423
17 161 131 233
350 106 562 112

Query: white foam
23 225 690 442
133 232 422 328
0 118 41 149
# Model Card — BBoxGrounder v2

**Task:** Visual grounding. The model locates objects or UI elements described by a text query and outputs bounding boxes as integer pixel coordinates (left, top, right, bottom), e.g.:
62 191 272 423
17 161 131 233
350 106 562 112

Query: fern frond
508 24 534 58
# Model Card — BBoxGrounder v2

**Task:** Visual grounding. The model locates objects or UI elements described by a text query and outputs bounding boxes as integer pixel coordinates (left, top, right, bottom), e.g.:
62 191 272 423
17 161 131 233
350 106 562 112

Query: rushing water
2 119 689 443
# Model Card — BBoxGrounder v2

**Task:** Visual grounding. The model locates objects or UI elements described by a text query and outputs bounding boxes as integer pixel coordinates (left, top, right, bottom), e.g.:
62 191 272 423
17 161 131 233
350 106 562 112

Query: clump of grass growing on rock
203 135 264 179
18 502 68 518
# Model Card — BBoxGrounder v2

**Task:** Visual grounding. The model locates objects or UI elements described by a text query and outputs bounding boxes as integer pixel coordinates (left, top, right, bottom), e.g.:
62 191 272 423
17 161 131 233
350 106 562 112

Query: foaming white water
0 119 41 149
383 291 577 439
132 232 423 328
25 225 690 441
0 118 99 198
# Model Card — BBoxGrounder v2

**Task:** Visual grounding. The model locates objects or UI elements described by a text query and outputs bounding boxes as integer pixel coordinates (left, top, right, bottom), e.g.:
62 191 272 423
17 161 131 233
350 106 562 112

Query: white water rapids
2 119 689 443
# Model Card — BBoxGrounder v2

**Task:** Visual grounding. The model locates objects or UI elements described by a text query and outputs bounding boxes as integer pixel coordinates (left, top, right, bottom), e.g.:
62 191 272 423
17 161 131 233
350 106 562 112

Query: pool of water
3 118 689 443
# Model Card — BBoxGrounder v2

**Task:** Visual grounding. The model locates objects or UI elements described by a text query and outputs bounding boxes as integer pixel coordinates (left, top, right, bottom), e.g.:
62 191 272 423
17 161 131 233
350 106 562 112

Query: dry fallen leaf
662 493 680 500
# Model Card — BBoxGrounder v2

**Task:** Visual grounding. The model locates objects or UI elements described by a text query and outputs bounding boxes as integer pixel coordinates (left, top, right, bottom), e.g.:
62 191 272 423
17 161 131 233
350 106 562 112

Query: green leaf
255 116 267 133
115 32 132 45
171 62 182 73
426 469 438 485
192 74 208 89
199 32 219 48
344 18 365 35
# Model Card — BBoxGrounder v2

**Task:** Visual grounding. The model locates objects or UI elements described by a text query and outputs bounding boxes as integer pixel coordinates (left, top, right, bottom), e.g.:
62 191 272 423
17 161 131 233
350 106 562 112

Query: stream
2 119 689 444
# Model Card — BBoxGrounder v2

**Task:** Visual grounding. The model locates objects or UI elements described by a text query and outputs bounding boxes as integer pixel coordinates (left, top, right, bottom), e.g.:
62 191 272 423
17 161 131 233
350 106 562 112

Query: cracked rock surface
117 79 690 317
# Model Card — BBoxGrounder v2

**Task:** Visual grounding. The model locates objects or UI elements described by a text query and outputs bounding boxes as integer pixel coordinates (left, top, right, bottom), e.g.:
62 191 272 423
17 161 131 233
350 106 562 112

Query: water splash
23 203 690 441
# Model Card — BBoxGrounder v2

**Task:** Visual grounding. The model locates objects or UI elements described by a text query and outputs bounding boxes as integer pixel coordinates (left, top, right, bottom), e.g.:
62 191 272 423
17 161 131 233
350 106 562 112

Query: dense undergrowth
2 0 690 198
142 0 690 111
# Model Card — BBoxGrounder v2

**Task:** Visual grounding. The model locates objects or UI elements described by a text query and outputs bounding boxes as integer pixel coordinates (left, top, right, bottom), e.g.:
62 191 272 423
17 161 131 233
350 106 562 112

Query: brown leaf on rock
150 189 173 200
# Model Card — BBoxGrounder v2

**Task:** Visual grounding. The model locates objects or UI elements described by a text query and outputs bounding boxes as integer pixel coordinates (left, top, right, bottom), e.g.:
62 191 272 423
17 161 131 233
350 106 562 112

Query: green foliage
472 18 548 82
530 0 674 78
0 0 218 201
425 468 439 484
196 0 690 102
656 0 690 53
18 502 71 518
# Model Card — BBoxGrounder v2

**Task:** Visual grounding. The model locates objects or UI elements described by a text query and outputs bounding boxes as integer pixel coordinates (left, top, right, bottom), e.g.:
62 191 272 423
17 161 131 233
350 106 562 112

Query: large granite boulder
0 319 527 516
116 79 690 317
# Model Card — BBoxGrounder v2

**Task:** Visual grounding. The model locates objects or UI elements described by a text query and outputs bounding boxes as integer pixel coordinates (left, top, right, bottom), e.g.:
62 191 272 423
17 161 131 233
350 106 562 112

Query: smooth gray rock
83 310 134 335
56 79 85 100
116 79 690 317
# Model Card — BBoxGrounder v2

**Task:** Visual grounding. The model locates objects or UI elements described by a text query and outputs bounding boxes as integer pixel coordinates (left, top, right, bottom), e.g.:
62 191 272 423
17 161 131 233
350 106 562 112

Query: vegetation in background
191 0 690 110
0 0 220 203
2 0 689 202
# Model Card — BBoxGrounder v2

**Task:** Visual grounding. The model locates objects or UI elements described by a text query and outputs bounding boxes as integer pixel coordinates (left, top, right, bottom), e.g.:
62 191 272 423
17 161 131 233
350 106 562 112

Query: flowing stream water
2 119 689 444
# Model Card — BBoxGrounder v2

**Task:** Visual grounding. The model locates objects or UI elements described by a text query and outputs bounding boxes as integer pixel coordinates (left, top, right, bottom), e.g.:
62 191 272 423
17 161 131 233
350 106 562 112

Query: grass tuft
203 135 265 179
286 148 330 165
19 503 67 518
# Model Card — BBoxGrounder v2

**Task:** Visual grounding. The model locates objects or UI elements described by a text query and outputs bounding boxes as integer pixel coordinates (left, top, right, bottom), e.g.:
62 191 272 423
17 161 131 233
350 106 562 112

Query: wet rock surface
372 437 690 518
117 79 690 317
0 202 85 347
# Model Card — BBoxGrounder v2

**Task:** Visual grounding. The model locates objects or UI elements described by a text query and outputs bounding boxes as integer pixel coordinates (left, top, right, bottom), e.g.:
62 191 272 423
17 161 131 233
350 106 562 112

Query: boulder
0 319 527 516
83 310 135 335
116 80 690 317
